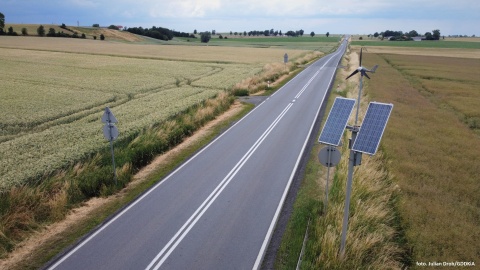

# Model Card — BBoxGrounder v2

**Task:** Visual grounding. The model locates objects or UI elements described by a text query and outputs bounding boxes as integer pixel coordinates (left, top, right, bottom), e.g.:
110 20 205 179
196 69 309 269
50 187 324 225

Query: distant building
412 36 423 41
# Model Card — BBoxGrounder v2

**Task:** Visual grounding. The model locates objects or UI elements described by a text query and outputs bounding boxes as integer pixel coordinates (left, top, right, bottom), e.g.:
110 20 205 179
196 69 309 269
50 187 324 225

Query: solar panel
352 102 393 155
318 97 356 146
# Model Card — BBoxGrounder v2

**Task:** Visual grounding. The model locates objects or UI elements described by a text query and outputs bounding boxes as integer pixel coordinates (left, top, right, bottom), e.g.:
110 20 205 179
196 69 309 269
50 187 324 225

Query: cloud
69 0 98 8
148 0 221 18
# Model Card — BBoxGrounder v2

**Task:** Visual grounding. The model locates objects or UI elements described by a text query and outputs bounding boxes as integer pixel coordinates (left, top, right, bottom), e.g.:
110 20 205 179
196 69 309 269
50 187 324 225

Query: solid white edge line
148 103 294 270
48 90 272 270
252 46 345 270
48 41 345 270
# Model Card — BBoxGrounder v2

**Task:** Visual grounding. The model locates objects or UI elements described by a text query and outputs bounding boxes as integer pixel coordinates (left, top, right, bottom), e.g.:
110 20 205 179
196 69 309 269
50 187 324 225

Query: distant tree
425 32 433 40
407 30 418 37
61 23 67 29
47 27 56 37
108 25 119 30
264 30 270 36
0 12 5 31
21 27 28 36
244 31 247 36
93 35 97 40
200 31 211 43
374 32 379 38
92 24 100 27
432 29 441 40
7 26 14 35
100 33 105 40
37 25 45 36
230 31 233 35
218 34 223 39
194 29 197 34
212 30 216 35
326 32 330 37
359 36 363 40
310 31 315 37
299 29 304 36
279 30 282 36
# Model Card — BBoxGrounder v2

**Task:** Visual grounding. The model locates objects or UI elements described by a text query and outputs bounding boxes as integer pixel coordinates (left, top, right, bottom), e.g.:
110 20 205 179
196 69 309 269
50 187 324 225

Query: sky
2 0 479 36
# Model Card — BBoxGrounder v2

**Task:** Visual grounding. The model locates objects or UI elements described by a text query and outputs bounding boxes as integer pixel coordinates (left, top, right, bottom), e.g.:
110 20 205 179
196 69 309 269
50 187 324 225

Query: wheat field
0 36 312 190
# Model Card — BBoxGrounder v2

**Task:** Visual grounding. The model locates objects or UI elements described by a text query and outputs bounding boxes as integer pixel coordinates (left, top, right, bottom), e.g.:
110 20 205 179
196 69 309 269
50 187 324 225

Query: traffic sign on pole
101 107 119 185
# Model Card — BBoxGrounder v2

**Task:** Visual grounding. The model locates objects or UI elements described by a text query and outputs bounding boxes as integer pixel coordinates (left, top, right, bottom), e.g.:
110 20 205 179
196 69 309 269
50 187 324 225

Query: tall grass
0 92 233 258
276 49 407 269
364 52 480 264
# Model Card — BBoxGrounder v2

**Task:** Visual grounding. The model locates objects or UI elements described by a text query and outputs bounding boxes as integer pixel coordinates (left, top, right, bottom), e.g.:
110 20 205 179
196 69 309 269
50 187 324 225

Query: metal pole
354 76 363 126
324 147 332 212
109 125 117 185
339 147 356 258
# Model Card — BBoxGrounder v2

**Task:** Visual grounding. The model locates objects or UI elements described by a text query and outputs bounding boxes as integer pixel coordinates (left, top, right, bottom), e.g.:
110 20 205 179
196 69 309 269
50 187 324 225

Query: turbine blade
346 70 359 80
370 65 378 73
364 72 371 79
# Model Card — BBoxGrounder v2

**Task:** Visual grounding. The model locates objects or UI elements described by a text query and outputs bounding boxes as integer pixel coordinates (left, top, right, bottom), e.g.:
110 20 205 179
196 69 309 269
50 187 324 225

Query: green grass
276 72 407 269
3 102 254 270
352 40 480 49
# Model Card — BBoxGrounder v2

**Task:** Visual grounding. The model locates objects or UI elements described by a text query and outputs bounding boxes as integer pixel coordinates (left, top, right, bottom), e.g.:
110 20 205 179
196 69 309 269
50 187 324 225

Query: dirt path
0 101 244 270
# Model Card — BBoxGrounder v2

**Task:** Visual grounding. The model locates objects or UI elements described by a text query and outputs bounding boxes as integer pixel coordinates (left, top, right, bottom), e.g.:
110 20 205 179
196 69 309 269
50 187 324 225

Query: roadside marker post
102 107 119 185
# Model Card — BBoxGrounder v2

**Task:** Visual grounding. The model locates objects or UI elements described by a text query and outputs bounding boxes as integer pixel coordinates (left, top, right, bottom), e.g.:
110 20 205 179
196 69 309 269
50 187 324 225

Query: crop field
364 51 480 264
0 36 317 191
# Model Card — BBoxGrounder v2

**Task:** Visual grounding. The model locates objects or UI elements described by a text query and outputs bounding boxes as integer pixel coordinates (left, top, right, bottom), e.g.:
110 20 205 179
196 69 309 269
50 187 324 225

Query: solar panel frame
352 102 393 155
318 97 356 146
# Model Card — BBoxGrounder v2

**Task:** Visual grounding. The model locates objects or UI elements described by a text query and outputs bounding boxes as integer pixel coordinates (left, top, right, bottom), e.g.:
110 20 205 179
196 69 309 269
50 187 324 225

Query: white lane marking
252 45 346 270
47 85 272 270
293 49 340 100
146 103 294 270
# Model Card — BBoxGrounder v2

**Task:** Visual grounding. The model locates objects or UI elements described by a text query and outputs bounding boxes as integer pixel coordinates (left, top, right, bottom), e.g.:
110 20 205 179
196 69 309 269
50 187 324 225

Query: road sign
101 107 119 185
284 53 288 63
103 123 119 141
318 146 341 167
101 107 118 123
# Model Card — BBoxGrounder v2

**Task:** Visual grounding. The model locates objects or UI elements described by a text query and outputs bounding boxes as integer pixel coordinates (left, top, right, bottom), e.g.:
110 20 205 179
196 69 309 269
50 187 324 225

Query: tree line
372 29 442 41
126 26 195 41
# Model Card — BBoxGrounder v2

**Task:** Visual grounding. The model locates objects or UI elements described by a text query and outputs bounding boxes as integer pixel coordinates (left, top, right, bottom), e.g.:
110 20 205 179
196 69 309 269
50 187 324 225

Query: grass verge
1 101 254 270
275 49 409 269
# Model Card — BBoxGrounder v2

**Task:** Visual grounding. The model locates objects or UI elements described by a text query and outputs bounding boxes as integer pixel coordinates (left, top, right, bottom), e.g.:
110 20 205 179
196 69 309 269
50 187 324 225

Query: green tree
92 24 100 27
194 29 197 34
326 31 330 37
432 29 441 40
37 25 45 36
0 12 5 31
200 31 211 43
425 32 433 40
21 27 28 36
310 31 315 37
47 27 56 37
7 26 14 35
408 30 419 37
100 33 105 40
374 32 379 38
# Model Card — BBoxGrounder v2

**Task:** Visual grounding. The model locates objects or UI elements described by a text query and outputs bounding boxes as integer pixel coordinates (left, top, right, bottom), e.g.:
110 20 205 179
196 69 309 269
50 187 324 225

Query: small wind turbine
339 47 380 258
346 48 378 125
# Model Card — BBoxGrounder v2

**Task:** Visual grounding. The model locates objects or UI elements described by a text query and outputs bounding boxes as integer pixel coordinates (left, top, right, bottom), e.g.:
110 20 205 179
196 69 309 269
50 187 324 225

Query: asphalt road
46 38 348 270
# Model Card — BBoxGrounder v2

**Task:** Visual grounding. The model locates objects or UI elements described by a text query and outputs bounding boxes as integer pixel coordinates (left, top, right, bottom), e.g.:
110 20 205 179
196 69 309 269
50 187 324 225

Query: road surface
46 38 348 270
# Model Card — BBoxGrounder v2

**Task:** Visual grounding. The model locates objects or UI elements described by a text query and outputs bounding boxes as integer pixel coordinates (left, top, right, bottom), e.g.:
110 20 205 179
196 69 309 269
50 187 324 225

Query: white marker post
102 107 119 185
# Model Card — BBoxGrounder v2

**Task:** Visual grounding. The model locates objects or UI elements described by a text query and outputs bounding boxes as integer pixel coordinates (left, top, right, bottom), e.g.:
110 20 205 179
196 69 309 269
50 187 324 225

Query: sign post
102 107 119 185
284 53 288 71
